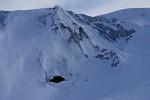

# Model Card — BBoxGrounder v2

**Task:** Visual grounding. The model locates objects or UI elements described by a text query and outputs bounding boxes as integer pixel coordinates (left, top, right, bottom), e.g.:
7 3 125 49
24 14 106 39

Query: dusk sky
0 0 150 16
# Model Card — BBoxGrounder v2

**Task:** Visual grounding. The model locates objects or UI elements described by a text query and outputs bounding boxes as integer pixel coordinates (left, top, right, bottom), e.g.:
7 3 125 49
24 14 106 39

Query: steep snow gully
0 5 150 100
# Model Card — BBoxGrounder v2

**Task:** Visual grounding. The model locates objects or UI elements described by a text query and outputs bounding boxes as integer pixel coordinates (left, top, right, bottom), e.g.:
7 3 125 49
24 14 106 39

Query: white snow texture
0 6 150 100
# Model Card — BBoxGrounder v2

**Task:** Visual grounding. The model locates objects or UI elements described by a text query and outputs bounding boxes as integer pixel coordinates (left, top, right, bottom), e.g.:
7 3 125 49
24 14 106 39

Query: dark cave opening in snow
50 76 65 83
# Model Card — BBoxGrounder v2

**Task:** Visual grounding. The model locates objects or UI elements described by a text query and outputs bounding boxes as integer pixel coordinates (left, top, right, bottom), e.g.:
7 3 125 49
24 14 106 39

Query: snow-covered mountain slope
0 6 150 100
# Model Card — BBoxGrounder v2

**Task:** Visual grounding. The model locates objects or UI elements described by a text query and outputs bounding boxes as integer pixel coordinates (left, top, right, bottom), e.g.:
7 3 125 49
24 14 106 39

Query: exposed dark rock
95 49 120 67
78 14 136 42
101 48 107 52
96 54 104 58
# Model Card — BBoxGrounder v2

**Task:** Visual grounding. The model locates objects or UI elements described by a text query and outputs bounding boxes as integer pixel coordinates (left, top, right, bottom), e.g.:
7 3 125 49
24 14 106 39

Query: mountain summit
0 6 150 100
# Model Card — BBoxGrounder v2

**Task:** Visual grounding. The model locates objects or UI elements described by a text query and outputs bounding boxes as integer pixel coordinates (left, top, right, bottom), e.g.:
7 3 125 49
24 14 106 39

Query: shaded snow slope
0 6 150 100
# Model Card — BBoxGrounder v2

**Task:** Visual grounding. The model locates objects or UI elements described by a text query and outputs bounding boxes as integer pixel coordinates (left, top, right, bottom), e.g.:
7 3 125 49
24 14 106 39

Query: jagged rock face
35 6 135 71
95 49 119 67
74 14 136 42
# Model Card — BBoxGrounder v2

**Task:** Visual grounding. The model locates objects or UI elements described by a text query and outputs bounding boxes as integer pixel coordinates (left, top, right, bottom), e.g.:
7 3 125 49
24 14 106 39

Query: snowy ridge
0 6 150 100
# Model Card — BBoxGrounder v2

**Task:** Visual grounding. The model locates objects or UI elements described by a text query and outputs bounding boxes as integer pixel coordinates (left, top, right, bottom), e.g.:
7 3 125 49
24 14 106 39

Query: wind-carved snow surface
0 6 150 100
